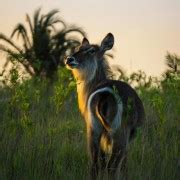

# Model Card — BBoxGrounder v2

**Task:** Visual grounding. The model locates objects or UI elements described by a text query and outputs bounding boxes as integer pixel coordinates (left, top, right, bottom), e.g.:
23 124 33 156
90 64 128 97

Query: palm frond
11 23 21 39
26 14 33 35
62 26 86 37
0 44 35 76
41 9 67 32
0 44 18 55
3 59 10 69
0 44 26 72
42 9 59 26
0 34 22 52
47 19 66 30
11 23 31 49
33 7 42 30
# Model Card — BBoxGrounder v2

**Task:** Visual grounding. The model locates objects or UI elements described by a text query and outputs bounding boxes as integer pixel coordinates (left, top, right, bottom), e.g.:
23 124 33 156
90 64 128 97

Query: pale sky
0 0 180 76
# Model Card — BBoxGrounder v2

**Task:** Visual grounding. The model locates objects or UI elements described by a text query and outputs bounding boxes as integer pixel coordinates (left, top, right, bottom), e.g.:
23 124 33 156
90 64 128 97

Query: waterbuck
65 33 145 179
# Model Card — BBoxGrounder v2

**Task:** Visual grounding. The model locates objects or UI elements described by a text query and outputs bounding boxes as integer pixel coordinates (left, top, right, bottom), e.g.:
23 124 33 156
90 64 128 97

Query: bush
0 68 179 179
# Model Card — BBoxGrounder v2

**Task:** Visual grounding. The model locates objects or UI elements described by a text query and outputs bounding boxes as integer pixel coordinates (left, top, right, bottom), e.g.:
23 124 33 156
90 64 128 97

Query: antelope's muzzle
65 56 79 68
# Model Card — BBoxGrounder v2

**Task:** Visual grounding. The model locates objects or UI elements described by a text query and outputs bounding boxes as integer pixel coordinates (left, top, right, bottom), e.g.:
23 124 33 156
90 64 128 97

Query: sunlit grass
0 72 179 179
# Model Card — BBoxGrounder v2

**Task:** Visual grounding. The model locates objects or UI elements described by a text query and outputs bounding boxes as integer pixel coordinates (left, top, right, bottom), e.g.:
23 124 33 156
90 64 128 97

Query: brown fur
65 33 145 179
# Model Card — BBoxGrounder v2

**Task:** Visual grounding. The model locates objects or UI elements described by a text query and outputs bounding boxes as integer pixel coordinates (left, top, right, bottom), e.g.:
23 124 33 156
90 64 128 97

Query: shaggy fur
65 33 145 179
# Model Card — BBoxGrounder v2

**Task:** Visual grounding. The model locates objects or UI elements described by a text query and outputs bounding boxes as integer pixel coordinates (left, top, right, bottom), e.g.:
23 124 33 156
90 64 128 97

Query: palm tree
0 8 86 79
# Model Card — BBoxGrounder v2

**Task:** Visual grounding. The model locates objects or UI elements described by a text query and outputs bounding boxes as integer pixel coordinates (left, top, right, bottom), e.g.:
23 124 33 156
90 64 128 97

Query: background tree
164 52 180 77
0 8 86 79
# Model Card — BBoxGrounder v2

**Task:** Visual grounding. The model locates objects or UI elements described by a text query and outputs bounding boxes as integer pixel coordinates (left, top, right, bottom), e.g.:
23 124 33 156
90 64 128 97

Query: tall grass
0 69 179 179
128 77 179 180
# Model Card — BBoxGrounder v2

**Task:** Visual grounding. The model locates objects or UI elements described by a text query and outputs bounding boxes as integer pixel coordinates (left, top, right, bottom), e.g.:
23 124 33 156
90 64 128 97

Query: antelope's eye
88 48 95 55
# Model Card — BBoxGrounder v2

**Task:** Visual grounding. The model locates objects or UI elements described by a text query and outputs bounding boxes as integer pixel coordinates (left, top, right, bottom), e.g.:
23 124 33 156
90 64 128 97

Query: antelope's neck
76 82 87 116
76 77 106 116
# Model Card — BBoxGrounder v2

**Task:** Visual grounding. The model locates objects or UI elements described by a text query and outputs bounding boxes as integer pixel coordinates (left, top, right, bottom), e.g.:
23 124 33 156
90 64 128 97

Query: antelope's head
65 33 114 82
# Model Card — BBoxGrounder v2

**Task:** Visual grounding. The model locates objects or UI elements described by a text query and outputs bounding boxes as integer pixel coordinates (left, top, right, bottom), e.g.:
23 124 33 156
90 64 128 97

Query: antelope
65 33 145 179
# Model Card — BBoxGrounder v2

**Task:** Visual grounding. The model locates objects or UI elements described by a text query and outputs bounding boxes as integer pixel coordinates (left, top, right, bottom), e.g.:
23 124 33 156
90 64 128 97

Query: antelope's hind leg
87 127 102 180
106 149 127 180
100 149 106 171
107 130 129 180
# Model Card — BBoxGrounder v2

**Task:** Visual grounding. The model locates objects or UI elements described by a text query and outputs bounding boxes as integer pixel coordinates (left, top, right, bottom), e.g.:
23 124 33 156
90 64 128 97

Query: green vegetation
0 63 179 179
128 76 179 180
0 68 88 179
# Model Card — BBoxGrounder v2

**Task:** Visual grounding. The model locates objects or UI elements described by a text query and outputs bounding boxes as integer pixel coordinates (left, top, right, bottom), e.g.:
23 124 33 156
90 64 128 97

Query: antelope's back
92 80 145 129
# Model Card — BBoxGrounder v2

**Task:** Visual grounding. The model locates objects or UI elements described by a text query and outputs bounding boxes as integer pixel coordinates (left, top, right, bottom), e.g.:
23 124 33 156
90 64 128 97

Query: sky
0 0 180 76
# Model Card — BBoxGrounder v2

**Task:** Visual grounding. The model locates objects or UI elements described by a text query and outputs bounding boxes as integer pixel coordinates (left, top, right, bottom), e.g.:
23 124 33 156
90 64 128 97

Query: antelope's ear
81 37 90 49
100 33 114 52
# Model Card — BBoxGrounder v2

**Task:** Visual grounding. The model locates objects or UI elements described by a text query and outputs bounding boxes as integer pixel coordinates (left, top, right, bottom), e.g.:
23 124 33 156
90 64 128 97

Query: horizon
0 0 180 77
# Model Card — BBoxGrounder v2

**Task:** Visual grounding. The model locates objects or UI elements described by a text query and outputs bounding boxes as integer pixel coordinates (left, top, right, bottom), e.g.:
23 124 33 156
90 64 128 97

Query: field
0 69 179 180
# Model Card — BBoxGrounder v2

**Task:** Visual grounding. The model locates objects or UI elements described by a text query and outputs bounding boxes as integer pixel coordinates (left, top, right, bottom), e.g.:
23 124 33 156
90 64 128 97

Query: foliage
0 53 179 179
164 52 180 77
0 67 89 179
127 75 179 180
0 8 86 79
